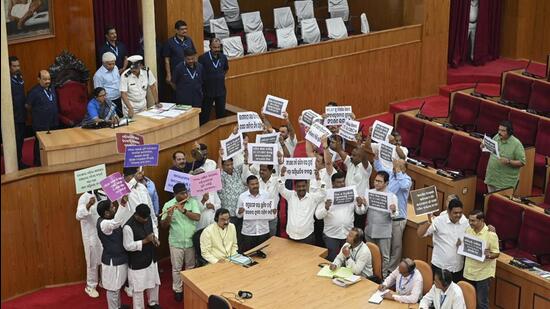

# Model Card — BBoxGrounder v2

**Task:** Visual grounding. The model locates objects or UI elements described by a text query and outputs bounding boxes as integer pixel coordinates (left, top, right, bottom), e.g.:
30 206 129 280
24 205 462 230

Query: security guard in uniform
119 55 160 118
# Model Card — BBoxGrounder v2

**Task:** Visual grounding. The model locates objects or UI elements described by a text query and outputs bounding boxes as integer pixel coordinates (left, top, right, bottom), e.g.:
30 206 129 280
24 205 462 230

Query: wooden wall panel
159 0 205 55
224 26 423 139
1 119 235 300
500 0 550 63
6 0 96 93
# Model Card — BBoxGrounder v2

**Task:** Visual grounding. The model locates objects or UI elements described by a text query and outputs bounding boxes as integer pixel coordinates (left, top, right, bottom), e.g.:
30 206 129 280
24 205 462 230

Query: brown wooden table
181 236 418 309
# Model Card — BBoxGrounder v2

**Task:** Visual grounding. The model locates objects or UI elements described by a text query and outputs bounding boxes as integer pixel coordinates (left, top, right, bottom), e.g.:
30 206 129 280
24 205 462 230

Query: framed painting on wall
5 0 54 44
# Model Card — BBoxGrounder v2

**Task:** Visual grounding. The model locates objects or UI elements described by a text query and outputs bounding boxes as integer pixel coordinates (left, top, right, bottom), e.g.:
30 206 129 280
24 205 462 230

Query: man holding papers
461 210 499 309
236 175 275 252
330 228 373 278
483 120 525 193
356 171 399 277
378 258 423 304
419 269 466 309
200 208 239 264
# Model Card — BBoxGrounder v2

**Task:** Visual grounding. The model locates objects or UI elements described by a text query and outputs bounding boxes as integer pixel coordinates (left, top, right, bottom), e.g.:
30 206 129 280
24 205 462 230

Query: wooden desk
402 201 550 309
504 69 550 85
36 108 200 166
181 237 417 309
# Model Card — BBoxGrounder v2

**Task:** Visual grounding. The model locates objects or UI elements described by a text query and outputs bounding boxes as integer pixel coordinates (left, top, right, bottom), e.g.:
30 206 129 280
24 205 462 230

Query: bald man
198 38 229 125
26 70 59 166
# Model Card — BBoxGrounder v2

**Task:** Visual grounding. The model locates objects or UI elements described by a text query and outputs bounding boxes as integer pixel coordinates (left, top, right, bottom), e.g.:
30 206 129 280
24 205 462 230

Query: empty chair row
501 73 550 113
485 194 550 267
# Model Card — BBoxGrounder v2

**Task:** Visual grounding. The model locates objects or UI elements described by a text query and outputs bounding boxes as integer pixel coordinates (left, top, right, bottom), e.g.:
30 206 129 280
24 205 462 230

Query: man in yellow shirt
200 208 239 264
462 210 500 309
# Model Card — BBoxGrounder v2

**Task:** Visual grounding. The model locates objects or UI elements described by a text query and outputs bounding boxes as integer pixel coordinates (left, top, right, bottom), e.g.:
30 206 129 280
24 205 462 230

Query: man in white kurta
76 191 104 298
123 167 157 226
97 198 131 309
123 204 161 309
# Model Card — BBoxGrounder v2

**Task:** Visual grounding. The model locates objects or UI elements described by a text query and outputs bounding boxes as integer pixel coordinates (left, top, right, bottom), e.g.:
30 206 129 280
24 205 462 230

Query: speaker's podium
181 237 417 309
36 108 200 166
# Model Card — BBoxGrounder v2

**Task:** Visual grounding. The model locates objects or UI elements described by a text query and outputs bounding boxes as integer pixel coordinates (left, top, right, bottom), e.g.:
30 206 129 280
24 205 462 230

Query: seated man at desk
81 87 119 127
330 228 373 278
378 258 423 304
200 208 238 264
419 269 466 309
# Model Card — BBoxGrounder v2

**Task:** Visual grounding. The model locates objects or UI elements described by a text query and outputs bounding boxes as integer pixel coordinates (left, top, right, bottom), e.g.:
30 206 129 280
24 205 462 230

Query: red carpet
447 58 528 84
389 95 449 118
2 259 183 309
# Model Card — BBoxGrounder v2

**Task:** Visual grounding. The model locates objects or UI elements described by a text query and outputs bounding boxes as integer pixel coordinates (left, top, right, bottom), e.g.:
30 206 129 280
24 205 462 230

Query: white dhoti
101 262 128 291
83 242 103 288
128 261 161 308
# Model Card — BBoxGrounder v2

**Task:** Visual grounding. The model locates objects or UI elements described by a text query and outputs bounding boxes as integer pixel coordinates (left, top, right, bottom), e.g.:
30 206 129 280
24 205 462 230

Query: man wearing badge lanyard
25 70 59 166
9 56 27 168
378 258 423 304
97 26 128 74
173 48 204 107
163 20 196 90
198 38 229 125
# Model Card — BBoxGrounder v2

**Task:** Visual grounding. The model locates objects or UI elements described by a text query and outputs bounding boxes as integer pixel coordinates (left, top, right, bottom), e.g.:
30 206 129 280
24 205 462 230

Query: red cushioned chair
534 119 550 182
501 73 533 109
508 109 539 147
445 134 482 175
528 80 550 115
415 124 453 168
449 93 481 131
475 100 510 136
485 195 524 250
506 209 550 266
396 115 425 155
475 152 490 203
56 81 88 127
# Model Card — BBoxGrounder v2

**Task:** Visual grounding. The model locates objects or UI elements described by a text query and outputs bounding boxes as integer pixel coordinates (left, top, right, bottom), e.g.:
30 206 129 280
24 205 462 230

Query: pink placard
190 169 222 196
99 172 131 201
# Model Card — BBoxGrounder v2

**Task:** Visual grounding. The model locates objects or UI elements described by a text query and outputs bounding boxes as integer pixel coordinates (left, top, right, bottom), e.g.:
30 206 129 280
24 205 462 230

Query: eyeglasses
97 93 106 97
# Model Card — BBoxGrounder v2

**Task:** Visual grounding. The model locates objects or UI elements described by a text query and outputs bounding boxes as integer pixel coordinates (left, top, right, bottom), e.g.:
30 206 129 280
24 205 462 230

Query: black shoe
119 305 130 309
174 291 183 302
148 305 161 309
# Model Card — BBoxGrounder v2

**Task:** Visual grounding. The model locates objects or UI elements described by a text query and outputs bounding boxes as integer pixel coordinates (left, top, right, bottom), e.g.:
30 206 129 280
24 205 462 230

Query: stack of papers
229 254 253 266
368 290 389 304
317 266 353 279
332 275 361 287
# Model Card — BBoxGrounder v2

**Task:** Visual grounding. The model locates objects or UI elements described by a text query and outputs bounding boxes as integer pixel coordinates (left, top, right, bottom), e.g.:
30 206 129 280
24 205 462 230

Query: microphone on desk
415 101 433 121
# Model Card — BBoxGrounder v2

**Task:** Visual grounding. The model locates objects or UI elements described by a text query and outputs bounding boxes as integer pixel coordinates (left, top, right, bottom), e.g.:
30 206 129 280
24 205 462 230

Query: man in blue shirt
198 38 229 125
81 87 118 126
173 48 204 107
97 26 128 73
93 52 122 117
373 156 412 276
9 56 27 168
26 70 59 166
163 20 195 90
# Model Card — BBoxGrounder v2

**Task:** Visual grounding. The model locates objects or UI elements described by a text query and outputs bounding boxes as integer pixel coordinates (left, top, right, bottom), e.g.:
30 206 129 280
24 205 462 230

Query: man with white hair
94 52 122 117
120 55 160 118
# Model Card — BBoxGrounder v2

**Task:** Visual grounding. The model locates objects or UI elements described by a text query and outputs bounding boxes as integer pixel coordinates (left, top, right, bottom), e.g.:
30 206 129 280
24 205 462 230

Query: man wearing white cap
76 190 105 298
94 52 122 117
120 55 160 118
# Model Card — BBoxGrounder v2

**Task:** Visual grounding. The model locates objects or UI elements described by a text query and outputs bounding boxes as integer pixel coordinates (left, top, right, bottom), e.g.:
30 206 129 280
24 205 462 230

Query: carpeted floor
2 259 183 309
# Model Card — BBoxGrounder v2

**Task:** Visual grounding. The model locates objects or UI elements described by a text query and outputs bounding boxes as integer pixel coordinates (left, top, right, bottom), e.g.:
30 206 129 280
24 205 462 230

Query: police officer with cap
119 55 160 118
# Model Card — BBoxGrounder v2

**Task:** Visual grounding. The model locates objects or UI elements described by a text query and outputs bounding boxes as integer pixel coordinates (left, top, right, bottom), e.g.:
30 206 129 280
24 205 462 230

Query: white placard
300 109 323 128
371 120 393 143
164 169 191 193
367 191 390 212
247 143 278 165
379 141 395 169
237 112 264 133
283 157 316 179
256 132 280 144
262 95 288 119
306 122 332 147
458 234 486 262
329 186 357 206
339 119 360 141
242 198 276 220
482 135 500 159
74 164 107 194
221 133 244 160
324 106 353 126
